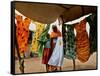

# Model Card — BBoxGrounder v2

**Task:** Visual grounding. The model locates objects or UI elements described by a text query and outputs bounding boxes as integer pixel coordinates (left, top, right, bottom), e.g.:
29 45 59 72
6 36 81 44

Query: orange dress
74 19 90 63
16 15 31 54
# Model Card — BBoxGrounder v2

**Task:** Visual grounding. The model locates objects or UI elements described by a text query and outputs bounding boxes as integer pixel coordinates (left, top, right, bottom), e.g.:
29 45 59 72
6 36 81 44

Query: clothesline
65 13 92 25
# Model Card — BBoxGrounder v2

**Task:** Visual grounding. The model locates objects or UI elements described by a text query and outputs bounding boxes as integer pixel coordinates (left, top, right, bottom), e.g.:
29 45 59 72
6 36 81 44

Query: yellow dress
31 21 45 53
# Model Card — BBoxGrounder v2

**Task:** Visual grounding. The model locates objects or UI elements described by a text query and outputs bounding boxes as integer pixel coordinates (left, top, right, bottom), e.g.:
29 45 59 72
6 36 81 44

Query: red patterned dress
16 15 31 55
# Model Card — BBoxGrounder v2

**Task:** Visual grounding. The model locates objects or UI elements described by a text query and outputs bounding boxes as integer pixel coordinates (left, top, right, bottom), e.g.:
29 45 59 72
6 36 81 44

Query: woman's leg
57 66 62 71
59 66 62 71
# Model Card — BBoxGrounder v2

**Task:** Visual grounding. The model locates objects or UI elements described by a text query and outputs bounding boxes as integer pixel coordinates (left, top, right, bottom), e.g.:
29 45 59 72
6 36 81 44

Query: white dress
48 37 64 67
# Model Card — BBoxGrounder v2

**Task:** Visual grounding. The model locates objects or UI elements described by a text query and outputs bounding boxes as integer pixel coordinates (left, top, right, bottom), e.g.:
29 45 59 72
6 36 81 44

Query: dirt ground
15 52 97 74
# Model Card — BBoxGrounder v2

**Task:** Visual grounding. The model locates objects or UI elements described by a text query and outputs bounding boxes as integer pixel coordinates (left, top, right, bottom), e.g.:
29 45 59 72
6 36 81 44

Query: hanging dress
62 24 67 55
63 24 76 59
86 13 97 54
38 25 50 57
48 31 64 67
31 21 45 53
74 19 90 62
16 15 31 55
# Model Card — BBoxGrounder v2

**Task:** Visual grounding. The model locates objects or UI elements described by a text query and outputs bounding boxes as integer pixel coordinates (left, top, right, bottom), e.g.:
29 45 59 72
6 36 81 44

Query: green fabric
63 24 76 59
38 24 50 57
86 13 97 54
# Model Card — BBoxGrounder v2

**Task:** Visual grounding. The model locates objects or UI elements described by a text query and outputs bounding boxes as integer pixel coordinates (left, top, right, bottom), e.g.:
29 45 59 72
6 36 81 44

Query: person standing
48 25 63 72
42 34 51 72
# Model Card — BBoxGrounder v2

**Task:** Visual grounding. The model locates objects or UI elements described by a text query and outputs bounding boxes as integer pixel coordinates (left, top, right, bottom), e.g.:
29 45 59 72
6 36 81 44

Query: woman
48 25 63 72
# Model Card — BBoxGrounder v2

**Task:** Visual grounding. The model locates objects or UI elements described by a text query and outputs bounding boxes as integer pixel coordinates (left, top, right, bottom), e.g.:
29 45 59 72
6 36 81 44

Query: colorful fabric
74 19 90 62
31 21 45 53
63 24 76 59
16 15 31 54
38 25 50 57
86 13 97 54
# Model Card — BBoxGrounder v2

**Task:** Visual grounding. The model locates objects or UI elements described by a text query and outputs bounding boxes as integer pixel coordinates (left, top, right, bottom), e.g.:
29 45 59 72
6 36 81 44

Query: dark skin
52 26 58 32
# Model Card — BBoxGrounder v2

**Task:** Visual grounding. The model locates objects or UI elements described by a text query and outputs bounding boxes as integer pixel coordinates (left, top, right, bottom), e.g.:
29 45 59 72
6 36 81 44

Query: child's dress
42 39 51 64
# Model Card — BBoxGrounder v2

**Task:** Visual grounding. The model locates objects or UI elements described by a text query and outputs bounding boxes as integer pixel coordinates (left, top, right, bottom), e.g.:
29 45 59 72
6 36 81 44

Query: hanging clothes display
86 13 97 54
16 15 31 55
63 24 76 59
74 19 90 62
31 21 45 53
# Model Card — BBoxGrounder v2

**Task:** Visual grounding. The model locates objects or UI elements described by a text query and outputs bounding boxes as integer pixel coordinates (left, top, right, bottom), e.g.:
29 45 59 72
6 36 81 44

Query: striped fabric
74 19 90 62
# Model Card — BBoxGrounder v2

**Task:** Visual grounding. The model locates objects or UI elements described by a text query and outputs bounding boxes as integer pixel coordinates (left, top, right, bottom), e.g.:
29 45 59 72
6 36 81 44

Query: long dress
16 15 31 55
86 13 97 54
63 24 76 59
42 39 51 64
74 19 90 63
31 21 45 53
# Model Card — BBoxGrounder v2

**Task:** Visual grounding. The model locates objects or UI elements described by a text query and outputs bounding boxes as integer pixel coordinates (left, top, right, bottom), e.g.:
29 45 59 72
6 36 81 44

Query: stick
73 59 75 70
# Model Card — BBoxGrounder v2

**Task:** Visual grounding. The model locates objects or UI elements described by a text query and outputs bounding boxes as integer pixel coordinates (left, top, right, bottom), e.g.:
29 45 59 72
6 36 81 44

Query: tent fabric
15 2 97 24
15 2 65 24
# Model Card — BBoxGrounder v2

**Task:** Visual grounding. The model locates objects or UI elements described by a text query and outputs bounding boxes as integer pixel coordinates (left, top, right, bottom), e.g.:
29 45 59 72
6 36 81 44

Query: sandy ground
15 52 97 74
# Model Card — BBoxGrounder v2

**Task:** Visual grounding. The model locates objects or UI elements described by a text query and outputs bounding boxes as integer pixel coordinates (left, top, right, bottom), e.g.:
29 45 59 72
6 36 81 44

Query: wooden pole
73 59 75 70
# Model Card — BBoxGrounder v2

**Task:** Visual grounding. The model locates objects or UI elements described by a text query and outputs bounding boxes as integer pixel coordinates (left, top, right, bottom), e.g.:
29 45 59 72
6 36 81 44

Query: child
42 34 51 72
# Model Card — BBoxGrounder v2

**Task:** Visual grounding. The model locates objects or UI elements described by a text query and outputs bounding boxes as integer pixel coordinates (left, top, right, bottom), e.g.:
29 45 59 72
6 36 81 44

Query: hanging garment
74 19 90 62
31 21 45 53
63 24 76 59
16 15 31 55
48 37 64 67
86 13 97 54
38 25 50 57
62 24 67 55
